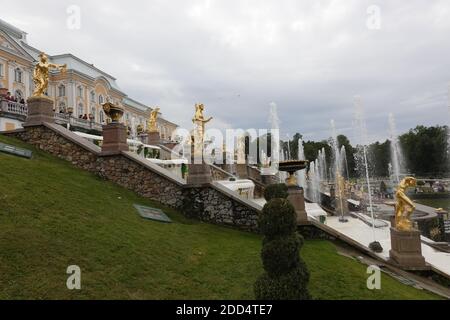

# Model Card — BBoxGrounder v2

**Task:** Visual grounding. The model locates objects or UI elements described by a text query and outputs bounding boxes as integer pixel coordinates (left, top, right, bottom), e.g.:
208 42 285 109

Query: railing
0 98 103 132
7 101 28 116
55 114 103 132
0 99 28 118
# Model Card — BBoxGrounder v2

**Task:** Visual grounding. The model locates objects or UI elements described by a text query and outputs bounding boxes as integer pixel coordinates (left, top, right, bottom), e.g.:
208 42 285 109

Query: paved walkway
250 197 450 277
320 214 450 278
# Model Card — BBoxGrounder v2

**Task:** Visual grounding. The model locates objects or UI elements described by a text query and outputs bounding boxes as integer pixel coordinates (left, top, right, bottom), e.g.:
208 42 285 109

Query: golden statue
148 107 160 133
394 177 417 231
336 173 346 199
192 103 212 153
32 52 67 97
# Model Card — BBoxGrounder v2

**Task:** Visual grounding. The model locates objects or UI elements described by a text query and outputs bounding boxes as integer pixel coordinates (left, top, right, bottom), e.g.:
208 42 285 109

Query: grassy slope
0 135 439 300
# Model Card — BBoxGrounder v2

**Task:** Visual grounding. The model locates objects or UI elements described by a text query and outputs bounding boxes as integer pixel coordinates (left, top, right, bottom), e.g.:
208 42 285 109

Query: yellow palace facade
0 18 177 140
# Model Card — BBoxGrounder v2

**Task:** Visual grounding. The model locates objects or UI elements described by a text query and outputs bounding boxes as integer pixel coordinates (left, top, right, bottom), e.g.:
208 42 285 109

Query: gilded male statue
336 173 346 199
33 52 67 97
148 107 160 133
395 177 417 231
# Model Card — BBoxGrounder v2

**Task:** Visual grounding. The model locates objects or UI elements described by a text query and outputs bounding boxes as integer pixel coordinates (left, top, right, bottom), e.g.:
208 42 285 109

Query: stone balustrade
0 98 28 121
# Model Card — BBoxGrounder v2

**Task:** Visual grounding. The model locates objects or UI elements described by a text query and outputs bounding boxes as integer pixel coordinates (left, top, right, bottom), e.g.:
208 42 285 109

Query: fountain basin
278 160 308 173
279 160 308 187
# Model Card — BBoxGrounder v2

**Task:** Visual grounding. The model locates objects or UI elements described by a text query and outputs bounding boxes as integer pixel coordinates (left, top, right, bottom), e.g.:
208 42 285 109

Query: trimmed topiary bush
258 199 296 238
264 183 288 201
254 263 310 300
254 198 310 300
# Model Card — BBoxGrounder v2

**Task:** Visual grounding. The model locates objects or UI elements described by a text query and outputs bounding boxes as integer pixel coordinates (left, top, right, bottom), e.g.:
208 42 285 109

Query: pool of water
414 198 450 212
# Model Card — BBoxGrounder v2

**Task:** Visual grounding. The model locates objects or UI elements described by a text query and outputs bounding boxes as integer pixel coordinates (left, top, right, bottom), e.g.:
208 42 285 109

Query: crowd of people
1 91 26 105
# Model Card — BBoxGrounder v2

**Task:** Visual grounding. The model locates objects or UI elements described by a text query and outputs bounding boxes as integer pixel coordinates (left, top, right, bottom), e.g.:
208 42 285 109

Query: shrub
264 183 288 201
261 234 302 276
254 264 310 300
255 198 310 300
259 199 296 238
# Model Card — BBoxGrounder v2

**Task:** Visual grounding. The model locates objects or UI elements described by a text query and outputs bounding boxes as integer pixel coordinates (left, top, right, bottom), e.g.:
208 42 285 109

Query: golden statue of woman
193 103 212 138
32 52 67 97
395 177 417 231
192 103 212 154
148 107 160 133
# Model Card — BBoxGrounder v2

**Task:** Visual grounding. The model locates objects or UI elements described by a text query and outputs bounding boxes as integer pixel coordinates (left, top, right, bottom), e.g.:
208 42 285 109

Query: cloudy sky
3 0 450 143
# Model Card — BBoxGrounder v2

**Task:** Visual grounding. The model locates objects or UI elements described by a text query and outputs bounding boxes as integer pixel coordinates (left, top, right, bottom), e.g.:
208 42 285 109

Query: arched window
77 86 83 98
58 84 66 97
15 90 23 101
14 68 23 83
98 95 104 105
90 91 95 102
99 110 104 123
78 103 84 117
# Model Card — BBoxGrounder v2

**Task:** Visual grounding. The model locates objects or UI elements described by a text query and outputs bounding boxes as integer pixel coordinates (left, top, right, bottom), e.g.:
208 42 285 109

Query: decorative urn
278 160 308 187
102 102 124 123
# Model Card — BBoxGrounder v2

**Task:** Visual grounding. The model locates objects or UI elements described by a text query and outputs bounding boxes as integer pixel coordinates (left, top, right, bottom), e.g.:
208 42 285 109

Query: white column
24 71 30 98
8 63 14 90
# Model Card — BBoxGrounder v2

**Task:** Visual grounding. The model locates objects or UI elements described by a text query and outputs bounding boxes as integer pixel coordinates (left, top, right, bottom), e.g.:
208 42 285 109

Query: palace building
0 18 178 140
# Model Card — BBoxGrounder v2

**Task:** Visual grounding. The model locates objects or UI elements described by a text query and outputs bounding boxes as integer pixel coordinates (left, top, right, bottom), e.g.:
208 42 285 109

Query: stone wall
4 123 260 232
181 186 259 232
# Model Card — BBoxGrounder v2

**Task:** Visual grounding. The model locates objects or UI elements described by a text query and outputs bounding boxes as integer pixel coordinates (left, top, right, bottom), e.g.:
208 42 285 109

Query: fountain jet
388 113 405 185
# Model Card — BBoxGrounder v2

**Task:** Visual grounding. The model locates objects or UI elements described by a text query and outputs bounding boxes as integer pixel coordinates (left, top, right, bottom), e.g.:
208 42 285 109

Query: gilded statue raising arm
193 103 213 124
33 52 67 97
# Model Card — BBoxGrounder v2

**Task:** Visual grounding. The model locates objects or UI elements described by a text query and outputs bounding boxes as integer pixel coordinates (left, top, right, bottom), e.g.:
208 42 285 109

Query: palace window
14 68 23 83
78 103 84 117
58 84 66 97
90 91 95 102
99 110 104 123
0 64 4 77
15 90 23 101
98 95 104 105
77 86 83 98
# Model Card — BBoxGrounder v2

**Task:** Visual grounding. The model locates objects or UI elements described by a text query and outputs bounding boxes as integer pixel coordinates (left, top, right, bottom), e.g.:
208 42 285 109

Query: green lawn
0 134 440 300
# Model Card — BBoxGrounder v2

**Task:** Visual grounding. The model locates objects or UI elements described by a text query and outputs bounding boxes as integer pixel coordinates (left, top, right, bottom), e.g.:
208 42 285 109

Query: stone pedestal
287 186 308 225
148 131 161 146
186 163 212 185
101 123 129 155
23 96 55 127
236 164 248 179
389 227 427 269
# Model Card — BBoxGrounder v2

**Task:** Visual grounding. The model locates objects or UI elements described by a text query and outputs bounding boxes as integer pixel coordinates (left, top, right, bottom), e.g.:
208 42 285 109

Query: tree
400 125 449 177
254 188 310 300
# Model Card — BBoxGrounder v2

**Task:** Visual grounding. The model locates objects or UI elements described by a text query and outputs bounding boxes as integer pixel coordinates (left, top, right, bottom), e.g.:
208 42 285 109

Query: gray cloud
3 0 450 143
